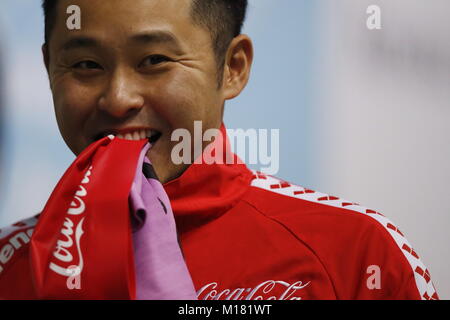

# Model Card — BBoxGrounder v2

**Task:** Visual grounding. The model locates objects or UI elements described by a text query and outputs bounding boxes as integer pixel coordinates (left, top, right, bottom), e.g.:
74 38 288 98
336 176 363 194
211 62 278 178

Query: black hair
42 0 248 86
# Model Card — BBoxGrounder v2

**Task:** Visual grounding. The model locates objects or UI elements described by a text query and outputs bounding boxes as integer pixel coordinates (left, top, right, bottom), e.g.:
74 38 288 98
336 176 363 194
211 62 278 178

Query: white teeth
124 133 132 140
114 129 158 141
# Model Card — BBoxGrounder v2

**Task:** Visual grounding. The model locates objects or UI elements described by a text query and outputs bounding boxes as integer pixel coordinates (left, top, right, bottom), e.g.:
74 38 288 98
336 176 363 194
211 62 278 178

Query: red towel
30 135 145 299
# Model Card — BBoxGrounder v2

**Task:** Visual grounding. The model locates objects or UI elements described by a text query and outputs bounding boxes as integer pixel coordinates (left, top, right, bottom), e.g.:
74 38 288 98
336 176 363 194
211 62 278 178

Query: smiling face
44 0 252 183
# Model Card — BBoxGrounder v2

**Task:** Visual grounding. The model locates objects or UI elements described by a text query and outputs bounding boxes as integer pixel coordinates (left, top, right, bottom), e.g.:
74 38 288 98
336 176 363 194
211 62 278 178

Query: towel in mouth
29 135 196 299
130 142 197 300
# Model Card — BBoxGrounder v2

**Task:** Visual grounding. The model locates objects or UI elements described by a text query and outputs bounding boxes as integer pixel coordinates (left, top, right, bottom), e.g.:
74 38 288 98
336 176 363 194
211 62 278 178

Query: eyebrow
130 31 183 51
61 31 184 54
61 37 101 51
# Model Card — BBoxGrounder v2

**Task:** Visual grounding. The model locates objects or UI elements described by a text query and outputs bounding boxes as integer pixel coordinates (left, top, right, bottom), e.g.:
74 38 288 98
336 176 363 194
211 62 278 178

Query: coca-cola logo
197 280 311 300
49 166 92 277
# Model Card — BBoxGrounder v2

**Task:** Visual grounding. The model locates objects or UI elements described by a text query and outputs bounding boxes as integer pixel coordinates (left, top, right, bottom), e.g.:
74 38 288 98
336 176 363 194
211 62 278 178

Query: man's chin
145 148 189 184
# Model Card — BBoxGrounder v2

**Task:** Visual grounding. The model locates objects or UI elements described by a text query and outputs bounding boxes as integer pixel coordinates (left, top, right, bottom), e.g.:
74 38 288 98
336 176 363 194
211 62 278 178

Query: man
0 0 439 299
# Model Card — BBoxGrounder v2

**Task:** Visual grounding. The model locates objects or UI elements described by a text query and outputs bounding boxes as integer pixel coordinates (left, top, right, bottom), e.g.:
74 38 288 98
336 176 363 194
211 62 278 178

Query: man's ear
221 34 254 101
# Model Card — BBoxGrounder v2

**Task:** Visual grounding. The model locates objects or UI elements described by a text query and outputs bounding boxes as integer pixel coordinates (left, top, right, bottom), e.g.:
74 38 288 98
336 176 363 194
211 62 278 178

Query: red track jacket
0 125 439 300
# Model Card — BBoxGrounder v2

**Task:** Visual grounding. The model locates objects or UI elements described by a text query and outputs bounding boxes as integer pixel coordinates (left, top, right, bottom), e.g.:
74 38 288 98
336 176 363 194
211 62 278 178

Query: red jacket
0 126 439 300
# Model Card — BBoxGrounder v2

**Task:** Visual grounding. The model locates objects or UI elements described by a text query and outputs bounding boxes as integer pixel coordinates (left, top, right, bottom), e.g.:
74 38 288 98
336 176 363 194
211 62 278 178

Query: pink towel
129 142 198 300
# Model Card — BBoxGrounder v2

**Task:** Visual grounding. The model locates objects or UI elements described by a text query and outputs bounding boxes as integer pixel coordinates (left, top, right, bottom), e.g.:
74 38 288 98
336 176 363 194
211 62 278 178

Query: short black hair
42 0 248 86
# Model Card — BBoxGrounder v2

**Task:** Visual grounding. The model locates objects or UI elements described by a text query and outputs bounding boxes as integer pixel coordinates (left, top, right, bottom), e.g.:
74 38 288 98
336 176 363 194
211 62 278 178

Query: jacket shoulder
245 171 438 300
247 171 383 220
0 215 39 242
0 215 39 272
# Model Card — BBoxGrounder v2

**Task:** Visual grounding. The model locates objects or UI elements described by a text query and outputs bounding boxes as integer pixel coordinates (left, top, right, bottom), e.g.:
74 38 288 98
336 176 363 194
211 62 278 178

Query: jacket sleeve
0 216 39 299
347 214 439 300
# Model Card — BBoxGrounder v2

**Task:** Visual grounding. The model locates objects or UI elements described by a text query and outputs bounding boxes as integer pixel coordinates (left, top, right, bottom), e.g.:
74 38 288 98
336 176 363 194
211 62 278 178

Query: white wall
315 0 450 298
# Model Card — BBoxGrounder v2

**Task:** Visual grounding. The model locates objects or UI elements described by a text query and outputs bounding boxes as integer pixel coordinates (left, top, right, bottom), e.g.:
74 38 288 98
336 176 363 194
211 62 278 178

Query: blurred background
0 0 449 298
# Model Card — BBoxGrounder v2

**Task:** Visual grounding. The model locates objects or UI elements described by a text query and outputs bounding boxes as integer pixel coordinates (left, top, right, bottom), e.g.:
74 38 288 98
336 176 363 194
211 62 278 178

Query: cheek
152 68 221 130
52 81 97 153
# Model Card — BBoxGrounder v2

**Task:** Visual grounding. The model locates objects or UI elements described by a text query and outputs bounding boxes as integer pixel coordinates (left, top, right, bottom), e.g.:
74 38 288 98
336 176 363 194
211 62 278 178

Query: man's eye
140 55 170 68
72 61 102 70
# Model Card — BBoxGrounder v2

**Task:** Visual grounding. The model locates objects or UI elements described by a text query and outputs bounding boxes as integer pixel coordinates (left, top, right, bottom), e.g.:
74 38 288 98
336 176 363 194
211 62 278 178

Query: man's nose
97 69 144 118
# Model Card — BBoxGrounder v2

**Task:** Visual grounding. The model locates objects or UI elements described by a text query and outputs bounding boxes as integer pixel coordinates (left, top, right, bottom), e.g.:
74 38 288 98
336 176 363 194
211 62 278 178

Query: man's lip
105 127 157 135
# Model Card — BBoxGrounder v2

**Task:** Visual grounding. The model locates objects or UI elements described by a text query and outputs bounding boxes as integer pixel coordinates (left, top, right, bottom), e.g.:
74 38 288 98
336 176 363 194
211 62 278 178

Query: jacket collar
163 123 253 233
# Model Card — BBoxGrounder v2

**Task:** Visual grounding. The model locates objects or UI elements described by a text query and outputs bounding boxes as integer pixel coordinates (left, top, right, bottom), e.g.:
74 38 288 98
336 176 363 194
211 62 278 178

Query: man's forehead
57 0 192 14
54 0 194 33
51 0 204 49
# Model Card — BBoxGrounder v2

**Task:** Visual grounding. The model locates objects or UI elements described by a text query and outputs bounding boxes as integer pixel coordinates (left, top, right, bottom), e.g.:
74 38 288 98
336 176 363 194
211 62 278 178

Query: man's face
46 0 225 183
